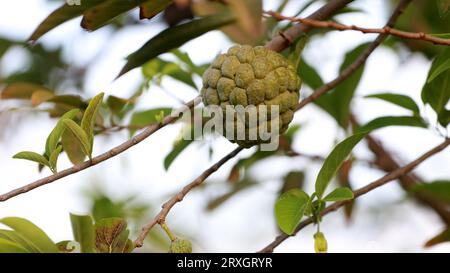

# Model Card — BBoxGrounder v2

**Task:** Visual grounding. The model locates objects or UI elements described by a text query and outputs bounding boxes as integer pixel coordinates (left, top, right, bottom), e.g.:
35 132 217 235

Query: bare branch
134 146 244 247
259 138 450 253
0 98 200 202
265 11 450 46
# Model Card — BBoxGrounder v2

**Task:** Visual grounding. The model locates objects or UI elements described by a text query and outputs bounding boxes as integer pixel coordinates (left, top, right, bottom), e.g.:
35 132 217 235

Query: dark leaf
28 0 105 41
117 12 235 78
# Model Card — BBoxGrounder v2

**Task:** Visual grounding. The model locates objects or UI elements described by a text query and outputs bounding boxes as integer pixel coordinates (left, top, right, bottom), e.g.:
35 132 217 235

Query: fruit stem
160 222 177 242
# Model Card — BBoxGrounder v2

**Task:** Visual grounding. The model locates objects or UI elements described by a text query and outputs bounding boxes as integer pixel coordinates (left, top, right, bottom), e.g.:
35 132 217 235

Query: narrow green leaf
323 187 354 202
275 189 310 235
62 119 91 157
81 92 104 149
81 0 148 31
413 180 450 203
355 116 427 133
315 43 370 127
129 108 172 135
164 138 194 170
0 238 29 253
49 145 63 173
45 108 81 157
171 49 206 76
70 214 95 253
422 47 450 126
13 151 50 168
28 0 105 41
315 133 367 199
117 12 235 78
0 217 58 253
428 58 450 83
0 229 40 253
61 128 87 165
139 0 173 19
297 59 324 90
365 93 420 115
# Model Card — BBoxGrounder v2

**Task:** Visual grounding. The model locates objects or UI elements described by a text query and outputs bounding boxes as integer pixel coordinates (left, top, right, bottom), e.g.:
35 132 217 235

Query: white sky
1 0 450 252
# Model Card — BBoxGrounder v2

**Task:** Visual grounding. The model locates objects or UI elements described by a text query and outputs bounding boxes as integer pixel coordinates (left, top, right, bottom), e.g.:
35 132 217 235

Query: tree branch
259 137 450 253
134 146 244 247
296 0 412 110
0 0 356 203
0 98 200 202
265 11 450 46
350 115 450 225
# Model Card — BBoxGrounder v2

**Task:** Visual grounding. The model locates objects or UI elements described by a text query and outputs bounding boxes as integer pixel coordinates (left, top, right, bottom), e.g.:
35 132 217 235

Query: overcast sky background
1 0 450 252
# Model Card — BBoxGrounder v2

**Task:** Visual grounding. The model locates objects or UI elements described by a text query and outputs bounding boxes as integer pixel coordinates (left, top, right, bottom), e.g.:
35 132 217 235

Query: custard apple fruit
169 238 192 253
201 44 301 147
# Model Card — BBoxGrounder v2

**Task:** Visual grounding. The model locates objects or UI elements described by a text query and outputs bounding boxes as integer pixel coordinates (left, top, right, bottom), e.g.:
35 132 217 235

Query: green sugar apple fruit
201 44 301 148
169 238 193 253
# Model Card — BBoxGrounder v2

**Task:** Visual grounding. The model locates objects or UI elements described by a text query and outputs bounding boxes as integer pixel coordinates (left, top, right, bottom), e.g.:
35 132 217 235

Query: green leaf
81 92 104 149
323 187 354 202
129 107 172 135
0 229 40 253
62 119 92 158
94 218 134 253
143 59 197 89
0 217 58 253
45 108 81 157
297 59 324 90
0 238 29 253
139 0 173 19
171 49 206 76
49 145 63 173
28 0 105 41
355 116 427 133
315 43 370 127
117 12 235 78
70 213 95 253
61 128 86 165
428 59 450 83
81 0 148 31
365 93 420 115
13 151 50 168
315 133 367 199
413 180 450 203
275 189 310 235
425 229 450 248
422 47 450 126
164 137 194 170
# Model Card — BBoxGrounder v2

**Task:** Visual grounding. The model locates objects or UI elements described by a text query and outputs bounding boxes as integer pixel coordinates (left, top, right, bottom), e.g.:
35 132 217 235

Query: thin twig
0 98 200 202
259 138 450 253
296 0 412 111
134 146 244 247
0 0 354 202
265 11 450 46
134 0 356 247
350 115 450 225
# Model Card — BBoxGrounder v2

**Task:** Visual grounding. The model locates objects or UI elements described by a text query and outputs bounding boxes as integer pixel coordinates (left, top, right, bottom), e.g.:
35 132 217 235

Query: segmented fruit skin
201 45 302 147
169 238 193 253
